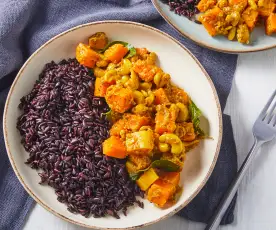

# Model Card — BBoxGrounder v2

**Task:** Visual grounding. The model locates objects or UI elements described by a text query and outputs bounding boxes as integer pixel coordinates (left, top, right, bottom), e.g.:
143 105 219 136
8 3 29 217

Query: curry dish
197 0 276 44
76 32 205 208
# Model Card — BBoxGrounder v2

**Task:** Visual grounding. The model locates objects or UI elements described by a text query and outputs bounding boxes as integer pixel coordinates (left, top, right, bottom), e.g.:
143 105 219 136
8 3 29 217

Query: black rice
17 58 143 218
161 0 200 20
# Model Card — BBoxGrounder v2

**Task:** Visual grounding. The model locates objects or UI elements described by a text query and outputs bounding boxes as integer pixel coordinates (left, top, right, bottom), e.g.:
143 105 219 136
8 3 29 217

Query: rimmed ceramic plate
3 21 222 229
152 0 276 53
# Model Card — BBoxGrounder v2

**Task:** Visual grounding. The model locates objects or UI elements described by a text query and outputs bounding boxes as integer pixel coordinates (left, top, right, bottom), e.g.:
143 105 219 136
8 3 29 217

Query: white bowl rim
152 0 276 53
3 20 222 230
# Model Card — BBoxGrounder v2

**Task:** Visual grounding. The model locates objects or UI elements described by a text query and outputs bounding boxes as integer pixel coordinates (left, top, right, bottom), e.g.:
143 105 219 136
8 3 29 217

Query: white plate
152 0 276 53
3 21 222 229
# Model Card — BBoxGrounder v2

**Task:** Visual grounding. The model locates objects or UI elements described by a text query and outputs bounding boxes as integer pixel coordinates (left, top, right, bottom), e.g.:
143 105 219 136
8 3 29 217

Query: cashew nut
145 91 155 106
158 142 170 153
154 72 170 88
159 133 184 155
132 104 148 115
117 59 132 75
133 91 145 104
176 102 189 122
103 69 120 83
124 70 139 90
139 82 152 91
94 67 105 78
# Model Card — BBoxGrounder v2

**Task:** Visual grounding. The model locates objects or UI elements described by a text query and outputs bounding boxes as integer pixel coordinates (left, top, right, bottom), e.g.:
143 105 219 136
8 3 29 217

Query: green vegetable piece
101 41 136 58
103 110 112 121
189 100 205 136
128 159 180 181
151 160 180 172
88 68 94 76
125 43 136 58
129 172 143 181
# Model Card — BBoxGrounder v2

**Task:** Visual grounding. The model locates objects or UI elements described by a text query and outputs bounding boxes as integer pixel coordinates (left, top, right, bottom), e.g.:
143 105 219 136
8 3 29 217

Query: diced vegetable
154 88 170 105
88 32 108 50
94 78 111 97
76 43 100 68
103 136 127 159
110 119 126 136
162 172 180 187
228 0 248 10
137 168 159 191
133 60 160 82
258 1 276 17
265 13 276 35
242 7 259 31
110 114 151 136
147 179 176 207
126 155 151 174
126 130 154 155
155 104 179 135
124 114 151 131
197 0 217 12
199 7 222 36
104 44 128 63
105 85 134 113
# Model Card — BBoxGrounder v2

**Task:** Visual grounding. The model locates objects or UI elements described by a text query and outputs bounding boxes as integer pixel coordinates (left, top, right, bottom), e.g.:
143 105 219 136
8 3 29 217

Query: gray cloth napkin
0 0 238 229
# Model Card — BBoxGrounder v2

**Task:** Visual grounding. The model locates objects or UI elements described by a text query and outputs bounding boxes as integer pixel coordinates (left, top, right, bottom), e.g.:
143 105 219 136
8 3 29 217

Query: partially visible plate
152 0 276 53
4 21 222 229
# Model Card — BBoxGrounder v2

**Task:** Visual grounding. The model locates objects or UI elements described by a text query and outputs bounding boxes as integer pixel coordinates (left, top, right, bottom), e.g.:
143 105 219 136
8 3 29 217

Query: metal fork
205 90 276 230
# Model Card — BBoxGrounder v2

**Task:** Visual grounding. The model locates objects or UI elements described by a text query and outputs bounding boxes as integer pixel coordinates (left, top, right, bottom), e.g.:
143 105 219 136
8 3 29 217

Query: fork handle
205 138 263 230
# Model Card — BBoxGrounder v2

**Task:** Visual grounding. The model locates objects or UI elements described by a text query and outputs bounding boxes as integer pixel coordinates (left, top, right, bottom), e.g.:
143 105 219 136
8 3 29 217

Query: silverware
205 90 276 230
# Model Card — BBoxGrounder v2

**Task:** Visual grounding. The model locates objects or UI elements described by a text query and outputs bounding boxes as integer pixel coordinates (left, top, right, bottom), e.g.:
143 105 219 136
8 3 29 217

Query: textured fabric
0 0 238 229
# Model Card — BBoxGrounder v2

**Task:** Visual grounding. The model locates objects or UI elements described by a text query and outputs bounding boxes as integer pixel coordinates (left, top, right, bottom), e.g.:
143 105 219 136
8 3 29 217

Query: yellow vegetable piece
126 130 154 155
137 168 159 191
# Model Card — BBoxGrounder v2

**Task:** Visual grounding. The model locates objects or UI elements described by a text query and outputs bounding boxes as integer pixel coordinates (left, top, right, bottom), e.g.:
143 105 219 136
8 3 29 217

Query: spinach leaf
88 68 94 76
151 160 180 172
189 100 205 136
100 41 136 58
102 110 112 121
129 173 142 181
128 160 180 181
125 43 136 58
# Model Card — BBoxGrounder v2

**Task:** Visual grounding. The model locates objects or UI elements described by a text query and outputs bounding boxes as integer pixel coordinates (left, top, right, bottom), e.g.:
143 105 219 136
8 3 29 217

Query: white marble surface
23 50 276 230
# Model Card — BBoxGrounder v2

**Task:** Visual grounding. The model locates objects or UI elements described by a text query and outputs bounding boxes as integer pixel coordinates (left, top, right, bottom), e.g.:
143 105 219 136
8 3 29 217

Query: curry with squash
197 0 276 44
76 32 205 209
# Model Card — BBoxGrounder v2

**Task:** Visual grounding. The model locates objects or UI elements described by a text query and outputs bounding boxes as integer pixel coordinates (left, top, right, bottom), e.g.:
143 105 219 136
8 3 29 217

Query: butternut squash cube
147 179 176 208
266 13 276 35
242 7 259 31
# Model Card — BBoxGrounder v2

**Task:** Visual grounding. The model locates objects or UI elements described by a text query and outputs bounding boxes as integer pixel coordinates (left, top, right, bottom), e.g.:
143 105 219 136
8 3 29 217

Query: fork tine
273 114 276 127
266 100 276 124
260 90 276 120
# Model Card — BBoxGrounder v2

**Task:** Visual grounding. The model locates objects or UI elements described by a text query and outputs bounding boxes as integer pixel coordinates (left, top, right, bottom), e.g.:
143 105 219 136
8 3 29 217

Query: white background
24 51 276 230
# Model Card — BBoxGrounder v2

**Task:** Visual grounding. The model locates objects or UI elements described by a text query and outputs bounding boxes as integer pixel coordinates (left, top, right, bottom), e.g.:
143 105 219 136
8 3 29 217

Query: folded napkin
0 0 238 229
